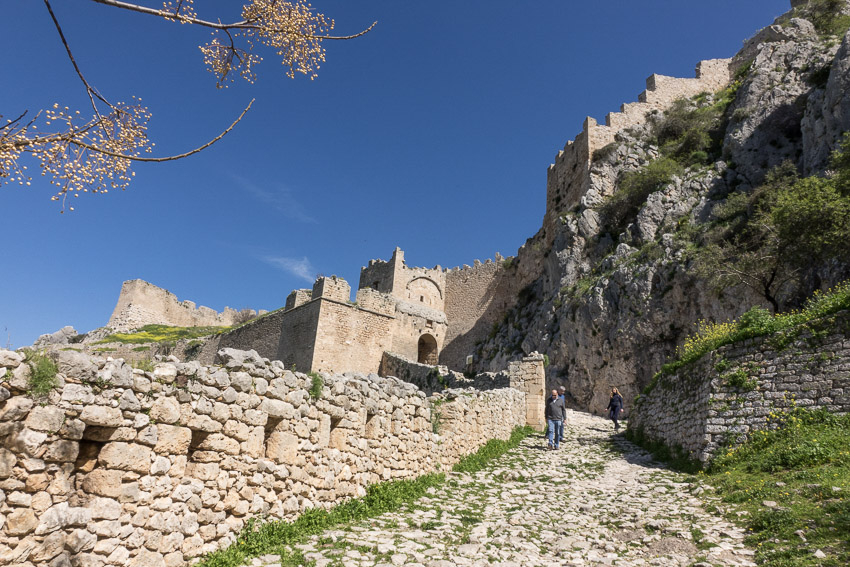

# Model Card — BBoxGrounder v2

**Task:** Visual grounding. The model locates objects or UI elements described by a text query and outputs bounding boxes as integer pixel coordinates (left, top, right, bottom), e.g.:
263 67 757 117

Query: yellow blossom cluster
678 319 737 360
1 99 152 209
200 0 333 88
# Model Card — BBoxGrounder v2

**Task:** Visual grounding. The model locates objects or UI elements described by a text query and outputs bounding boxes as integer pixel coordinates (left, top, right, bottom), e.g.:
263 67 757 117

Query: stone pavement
250 412 756 567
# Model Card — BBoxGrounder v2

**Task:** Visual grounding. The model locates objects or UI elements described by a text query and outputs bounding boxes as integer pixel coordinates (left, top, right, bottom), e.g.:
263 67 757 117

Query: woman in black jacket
606 388 624 431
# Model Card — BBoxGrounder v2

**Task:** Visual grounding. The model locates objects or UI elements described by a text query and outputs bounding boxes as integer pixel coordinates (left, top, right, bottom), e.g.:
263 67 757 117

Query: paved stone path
250 412 756 567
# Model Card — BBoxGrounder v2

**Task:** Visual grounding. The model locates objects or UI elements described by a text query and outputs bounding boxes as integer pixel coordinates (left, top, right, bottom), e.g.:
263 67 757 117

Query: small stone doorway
418 334 438 365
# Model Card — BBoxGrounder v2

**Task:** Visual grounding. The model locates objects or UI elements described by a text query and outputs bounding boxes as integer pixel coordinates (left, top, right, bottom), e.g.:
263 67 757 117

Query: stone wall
381 351 546 430
0 348 529 567
442 256 520 370
107 280 249 332
213 309 288 364
629 311 850 463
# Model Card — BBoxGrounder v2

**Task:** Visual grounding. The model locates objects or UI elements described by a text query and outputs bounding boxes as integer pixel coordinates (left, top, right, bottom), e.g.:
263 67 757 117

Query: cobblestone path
251 412 756 567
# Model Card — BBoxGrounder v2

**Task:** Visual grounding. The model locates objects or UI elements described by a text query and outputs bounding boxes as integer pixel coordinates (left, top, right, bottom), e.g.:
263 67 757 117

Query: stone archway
417 334 438 365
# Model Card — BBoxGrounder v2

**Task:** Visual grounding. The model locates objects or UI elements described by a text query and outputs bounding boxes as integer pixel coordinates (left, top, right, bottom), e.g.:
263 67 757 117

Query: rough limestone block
259 399 296 420
193 433 239 455
54 350 98 381
88 497 122 520
98 442 152 473
43 440 79 463
81 469 123 498
0 397 33 421
0 448 17 478
149 397 180 424
153 425 191 455
266 431 298 465
0 349 24 368
35 502 91 535
184 462 220 481
24 406 66 433
6 508 38 535
80 406 124 428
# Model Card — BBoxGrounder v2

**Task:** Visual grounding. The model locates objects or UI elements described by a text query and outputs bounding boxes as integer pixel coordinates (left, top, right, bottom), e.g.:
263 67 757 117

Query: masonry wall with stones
441 256 522 370
629 310 850 464
380 352 546 430
0 347 530 567
107 280 250 333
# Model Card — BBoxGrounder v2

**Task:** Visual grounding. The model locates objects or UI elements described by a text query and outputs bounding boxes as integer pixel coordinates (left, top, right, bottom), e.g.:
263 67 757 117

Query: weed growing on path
703 408 850 566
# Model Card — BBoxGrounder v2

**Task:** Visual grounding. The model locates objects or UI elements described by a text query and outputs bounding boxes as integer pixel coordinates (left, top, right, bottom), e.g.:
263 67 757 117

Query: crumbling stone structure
0 347 533 566
107 280 252 332
629 311 850 463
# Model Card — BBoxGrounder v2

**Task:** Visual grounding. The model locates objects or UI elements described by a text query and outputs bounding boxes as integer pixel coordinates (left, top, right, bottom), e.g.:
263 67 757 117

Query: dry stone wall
0 348 528 567
629 311 850 464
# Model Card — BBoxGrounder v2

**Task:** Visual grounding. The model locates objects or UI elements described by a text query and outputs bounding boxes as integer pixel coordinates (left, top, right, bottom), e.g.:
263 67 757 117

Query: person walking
557 386 567 445
606 387 624 431
545 389 565 450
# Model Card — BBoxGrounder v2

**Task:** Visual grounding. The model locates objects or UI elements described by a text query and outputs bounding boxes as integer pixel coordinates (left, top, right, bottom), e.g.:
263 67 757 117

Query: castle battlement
545 58 731 227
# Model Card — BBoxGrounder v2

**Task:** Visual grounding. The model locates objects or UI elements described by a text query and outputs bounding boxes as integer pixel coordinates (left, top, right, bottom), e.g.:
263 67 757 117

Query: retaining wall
0 348 528 567
629 310 850 463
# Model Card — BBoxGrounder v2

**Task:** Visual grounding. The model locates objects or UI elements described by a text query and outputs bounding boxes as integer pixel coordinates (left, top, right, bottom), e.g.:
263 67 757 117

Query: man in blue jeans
545 389 565 450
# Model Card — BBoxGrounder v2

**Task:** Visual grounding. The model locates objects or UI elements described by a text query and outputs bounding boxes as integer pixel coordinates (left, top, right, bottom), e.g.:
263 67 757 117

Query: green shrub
24 350 58 396
132 359 155 373
601 157 683 234
308 372 323 400
790 0 850 37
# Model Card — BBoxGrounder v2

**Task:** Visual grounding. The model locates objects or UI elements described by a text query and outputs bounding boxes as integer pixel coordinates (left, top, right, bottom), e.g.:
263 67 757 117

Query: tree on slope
0 0 374 210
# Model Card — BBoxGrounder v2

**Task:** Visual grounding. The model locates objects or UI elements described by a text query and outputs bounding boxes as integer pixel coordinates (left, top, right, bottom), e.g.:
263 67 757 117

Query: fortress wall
544 59 731 227
277 301 322 372
0 348 528 567
629 310 850 463
390 305 447 364
310 301 394 374
442 259 517 370
215 309 288 363
107 280 242 332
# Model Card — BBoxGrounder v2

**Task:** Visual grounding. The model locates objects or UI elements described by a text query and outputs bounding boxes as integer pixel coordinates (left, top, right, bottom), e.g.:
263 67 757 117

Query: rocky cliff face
477 2 850 412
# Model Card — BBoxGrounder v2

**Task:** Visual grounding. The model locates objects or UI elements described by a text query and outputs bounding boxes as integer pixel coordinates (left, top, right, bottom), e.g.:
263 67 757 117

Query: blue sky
1 0 790 348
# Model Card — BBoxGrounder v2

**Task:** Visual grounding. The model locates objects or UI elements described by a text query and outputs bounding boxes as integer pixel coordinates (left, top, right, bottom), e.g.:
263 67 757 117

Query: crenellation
544 58 731 228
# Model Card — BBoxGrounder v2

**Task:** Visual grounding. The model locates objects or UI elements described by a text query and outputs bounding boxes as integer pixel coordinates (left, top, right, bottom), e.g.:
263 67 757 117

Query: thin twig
66 100 254 162
89 0 376 40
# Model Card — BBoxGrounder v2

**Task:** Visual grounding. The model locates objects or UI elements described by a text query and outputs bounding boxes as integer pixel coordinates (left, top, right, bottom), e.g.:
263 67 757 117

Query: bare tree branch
89 0 376 39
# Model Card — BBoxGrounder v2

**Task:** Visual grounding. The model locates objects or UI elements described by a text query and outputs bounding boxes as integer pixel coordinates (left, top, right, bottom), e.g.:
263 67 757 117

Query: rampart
629 310 850 463
441 255 521 370
544 59 731 233
107 280 249 332
0 348 531 566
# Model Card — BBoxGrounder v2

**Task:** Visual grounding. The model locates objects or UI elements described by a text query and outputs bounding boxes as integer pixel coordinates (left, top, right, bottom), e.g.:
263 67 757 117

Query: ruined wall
381 351 546 430
214 310 288 363
442 257 520 370
107 280 246 332
629 311 850 463
0 348 527 567
544 59 731 233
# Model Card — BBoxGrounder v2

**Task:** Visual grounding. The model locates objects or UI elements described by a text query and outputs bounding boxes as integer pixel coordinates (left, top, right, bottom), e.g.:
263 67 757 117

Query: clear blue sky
1 0 790 348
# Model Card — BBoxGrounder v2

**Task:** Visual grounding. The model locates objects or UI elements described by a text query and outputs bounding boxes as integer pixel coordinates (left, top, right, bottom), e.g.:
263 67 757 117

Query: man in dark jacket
545 389 566 450
558 386 567 445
